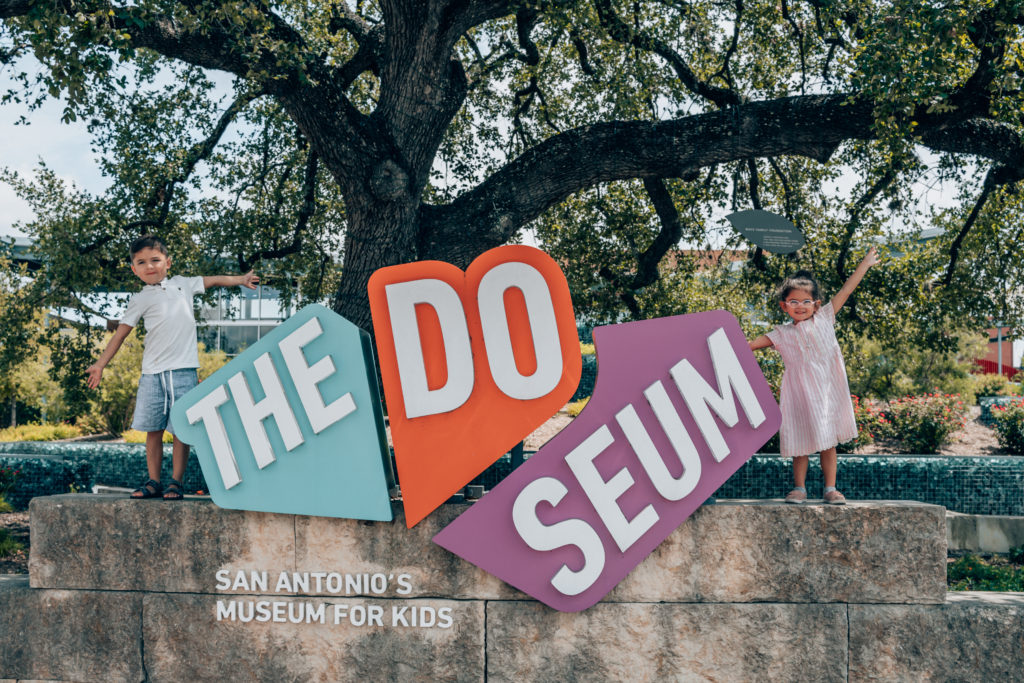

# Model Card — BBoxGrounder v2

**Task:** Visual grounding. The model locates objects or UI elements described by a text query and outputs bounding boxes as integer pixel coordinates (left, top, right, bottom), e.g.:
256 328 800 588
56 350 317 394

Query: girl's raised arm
830 246 878 312
749 335 773 351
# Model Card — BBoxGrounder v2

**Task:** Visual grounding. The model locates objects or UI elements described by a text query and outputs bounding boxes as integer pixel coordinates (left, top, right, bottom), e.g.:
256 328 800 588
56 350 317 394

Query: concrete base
3 495 1024 681
947 511 1024 554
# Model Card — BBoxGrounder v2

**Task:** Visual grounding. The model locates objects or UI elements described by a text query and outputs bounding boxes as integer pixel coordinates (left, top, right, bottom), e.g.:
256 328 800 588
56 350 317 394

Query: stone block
294 504 520 599
0 576 142 682
606 500 947 604
30 494 295 593
27 495 946 604
849 593 1024 682
142 593 484 682
487 600 848 682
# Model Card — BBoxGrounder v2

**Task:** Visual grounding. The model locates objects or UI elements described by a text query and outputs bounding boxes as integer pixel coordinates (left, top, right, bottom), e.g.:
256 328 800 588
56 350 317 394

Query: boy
86 234 259 500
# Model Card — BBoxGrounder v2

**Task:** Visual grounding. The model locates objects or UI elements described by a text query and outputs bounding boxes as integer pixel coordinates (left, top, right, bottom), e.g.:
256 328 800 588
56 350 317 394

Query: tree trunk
332 196 422 330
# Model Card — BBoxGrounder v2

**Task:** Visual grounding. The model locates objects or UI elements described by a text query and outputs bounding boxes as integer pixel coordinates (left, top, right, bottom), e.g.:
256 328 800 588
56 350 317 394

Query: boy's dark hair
775 269 821 302
129 234 168 260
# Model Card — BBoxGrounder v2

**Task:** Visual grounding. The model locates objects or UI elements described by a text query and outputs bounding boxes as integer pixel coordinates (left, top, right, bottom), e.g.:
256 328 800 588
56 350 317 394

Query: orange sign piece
369 245 582 527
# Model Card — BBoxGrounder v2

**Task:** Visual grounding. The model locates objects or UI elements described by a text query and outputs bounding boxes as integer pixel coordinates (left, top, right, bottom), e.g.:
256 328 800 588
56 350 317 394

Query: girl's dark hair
775 269 821 302
129 234 168 259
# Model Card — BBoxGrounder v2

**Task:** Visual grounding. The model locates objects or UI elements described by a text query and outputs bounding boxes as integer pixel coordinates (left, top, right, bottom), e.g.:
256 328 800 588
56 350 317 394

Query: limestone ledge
3 577 1023 683
29 494 946 604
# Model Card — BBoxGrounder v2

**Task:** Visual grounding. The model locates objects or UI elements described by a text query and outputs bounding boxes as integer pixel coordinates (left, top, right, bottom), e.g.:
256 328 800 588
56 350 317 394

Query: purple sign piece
433 310 781 612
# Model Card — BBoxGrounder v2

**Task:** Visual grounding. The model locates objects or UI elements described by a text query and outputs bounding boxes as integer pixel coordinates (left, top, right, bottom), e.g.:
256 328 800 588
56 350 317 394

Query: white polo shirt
121 275 206 374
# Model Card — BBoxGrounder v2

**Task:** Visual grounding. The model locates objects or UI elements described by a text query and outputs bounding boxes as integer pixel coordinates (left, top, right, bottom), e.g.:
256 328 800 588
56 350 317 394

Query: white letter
566 426 658 553
384 279 474 418
437 607 453 629
216 600 236 621
616 382 702 501
215 569 231 591
512 476 606 596
669 327 766 462
477 262 563 400
185 385 239 489
279 317 356 433
228 353 304 469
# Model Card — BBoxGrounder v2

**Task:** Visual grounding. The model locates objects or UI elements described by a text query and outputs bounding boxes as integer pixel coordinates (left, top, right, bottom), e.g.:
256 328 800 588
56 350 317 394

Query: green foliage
0 497 12 514
840 395 891 451
845 330 988 402
973 373 1018 400
82 333 228 436
0 423 82 442
1010 546 1024 565
948 554 1024 592
122 429 172 444
0 466 20 495
991 398 1024 454
566 398 589 418
885 393 968 453
0 528 24 557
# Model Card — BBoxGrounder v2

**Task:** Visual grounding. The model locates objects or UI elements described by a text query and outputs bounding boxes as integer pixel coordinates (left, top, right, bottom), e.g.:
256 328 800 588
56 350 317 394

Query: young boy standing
86 235 259 500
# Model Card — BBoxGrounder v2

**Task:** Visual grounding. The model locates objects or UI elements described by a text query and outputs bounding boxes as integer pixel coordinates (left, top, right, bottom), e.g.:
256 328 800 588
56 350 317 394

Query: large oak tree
1 0 1023 341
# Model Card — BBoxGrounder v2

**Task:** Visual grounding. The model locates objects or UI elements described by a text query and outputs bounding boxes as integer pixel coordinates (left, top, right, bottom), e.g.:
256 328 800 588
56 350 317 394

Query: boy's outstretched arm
85 323 134 389
749 335 773 351
830 246 878 312
203 271 260 290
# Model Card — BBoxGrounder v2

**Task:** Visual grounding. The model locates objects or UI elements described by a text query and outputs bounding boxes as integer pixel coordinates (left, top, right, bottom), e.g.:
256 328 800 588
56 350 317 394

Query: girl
749 247 878 505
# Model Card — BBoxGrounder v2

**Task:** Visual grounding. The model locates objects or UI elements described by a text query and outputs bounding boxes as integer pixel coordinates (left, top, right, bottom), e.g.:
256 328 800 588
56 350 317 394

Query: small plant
973 373 1016 400
566 397 589 417
1010 545 1024 565
840 395 891 451
948 554 1024 591
991 398 1024 455
0 422 82 442
884 392 967 453
0 528 25 558
122 429 174 444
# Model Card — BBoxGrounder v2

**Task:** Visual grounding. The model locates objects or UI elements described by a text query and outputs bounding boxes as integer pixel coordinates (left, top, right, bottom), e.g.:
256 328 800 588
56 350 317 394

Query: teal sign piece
170 304 395 520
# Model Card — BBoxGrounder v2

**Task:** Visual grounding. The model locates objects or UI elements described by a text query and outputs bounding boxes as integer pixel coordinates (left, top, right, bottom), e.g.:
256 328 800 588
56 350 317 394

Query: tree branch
940 168 998 287
241 152 320 271
593 0 741 108
836 167 897 282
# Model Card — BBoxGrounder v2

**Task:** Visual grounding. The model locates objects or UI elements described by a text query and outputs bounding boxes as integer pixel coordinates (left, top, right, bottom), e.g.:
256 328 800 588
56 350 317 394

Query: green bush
991 398 1024 455
840 395 891 451
973 373 1017 400
948 554 1024 591
1010 546 1024 565
0 423 82 442
0 528 25 558
885 392 966 453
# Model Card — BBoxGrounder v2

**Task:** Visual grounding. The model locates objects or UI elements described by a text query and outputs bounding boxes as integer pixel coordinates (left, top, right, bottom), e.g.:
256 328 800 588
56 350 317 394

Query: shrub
948 554 1024 591
991 398 1024 455
0 466 18 513
1010 545 1024 565
840 395 891 451
122 429 173 444
566 397 589 417
884 392 966 453
0 528 24 558
0 423 82 442
973 373 1017 400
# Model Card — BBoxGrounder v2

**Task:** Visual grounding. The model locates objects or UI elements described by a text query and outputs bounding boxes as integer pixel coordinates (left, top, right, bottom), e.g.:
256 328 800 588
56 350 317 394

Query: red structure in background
977 325 1018 379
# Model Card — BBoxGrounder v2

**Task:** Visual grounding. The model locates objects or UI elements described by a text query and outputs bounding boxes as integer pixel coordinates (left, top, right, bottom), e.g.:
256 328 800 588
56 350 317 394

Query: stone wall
2 495 1023 681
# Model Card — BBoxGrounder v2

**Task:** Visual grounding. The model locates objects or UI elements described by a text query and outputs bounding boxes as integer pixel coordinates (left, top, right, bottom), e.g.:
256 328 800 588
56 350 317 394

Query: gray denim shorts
131 369 199 434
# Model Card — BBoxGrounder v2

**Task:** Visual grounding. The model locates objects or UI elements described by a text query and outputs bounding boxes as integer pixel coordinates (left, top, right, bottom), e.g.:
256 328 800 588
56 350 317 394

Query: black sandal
163 479 184 500
131 479 163 499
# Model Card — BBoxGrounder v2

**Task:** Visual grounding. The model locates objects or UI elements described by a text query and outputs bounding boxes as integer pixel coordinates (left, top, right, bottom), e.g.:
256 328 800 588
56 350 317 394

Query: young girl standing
749 247 878 505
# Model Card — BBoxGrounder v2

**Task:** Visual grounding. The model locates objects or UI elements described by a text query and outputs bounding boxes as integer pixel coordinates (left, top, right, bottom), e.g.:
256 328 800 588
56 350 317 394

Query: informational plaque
726 209 805 254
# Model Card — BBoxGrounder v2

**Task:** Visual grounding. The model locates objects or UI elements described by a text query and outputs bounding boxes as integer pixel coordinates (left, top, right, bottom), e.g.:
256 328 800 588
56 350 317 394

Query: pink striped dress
765 302 857 457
